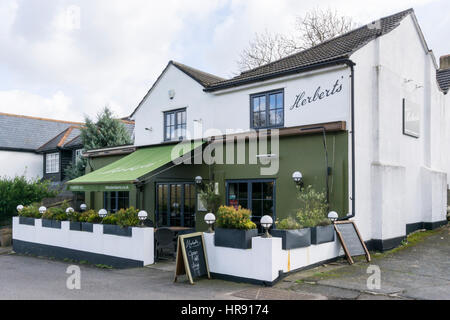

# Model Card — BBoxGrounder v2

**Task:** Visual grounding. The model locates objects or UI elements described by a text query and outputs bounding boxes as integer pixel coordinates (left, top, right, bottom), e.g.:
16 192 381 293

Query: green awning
67 141 202 192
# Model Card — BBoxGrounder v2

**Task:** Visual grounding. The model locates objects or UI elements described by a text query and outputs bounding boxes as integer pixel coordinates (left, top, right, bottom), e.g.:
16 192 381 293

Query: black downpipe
340 60 356 220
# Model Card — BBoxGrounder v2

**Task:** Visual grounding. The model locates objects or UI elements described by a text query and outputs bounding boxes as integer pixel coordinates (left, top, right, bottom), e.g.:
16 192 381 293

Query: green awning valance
67 141 201 191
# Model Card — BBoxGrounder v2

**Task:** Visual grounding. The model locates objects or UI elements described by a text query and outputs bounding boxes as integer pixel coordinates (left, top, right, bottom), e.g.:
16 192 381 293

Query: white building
71 8 448 251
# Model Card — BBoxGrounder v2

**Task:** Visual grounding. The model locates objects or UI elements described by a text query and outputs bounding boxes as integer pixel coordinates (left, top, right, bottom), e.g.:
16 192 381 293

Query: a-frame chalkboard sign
174 232 211 285
334 221 371 265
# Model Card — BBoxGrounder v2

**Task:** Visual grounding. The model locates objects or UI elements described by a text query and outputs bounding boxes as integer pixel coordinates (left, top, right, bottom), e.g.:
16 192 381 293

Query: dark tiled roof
437 69 450 94
37 126 81 152
0 113 82 151
171 61 225 87
205 9 414 91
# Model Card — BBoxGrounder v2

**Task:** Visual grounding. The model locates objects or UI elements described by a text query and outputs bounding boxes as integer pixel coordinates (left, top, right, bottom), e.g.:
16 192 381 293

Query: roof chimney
440 54 450 70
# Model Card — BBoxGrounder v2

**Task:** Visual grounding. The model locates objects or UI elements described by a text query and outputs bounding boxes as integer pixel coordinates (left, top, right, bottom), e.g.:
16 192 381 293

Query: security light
292 171 303 186
39 206 47 214
260 215 273 238
204 213 216 233
328 211 339 222
16 205 24 212
138 210 148 226
168 89 175 100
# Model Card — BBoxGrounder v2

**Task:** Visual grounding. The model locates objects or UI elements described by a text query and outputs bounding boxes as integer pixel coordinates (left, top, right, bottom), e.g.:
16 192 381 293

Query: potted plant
296 185 334 245
18 205 40 225
81 210 100 232
103 207 139 237
272 216 311 249
214 206 258 249
69 211 82 231
41 209 55 228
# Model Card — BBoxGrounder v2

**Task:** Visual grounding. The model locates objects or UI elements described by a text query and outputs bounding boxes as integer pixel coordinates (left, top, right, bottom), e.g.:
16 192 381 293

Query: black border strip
13 239 144 269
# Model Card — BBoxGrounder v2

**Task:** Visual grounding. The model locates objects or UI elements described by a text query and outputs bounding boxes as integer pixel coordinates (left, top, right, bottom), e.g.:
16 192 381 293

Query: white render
131 12 449 245
204 233 341 283
12 217 154 266
0 150 42 180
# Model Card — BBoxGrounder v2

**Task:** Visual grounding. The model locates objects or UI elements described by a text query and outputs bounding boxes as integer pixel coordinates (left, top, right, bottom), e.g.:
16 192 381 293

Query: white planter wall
12 217 154 266
204 232 341 283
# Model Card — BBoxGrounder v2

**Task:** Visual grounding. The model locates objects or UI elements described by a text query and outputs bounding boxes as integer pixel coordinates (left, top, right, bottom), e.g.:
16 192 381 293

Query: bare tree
237 8 356 72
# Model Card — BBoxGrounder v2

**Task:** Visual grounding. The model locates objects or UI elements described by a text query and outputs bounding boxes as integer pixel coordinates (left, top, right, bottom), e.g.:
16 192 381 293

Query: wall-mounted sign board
334 221 371 264
174 232 210 285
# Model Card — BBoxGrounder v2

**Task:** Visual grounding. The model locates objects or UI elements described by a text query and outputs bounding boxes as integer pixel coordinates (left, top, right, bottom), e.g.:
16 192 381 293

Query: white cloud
0 0 447 122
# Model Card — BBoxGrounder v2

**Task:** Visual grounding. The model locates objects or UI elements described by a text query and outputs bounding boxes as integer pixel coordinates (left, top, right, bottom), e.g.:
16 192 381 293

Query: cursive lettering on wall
290 76 344 110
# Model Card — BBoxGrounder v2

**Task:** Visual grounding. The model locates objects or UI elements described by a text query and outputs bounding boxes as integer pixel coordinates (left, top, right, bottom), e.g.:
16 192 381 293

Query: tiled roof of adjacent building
0 113 82 151
437 69 450 94
36 126 82 152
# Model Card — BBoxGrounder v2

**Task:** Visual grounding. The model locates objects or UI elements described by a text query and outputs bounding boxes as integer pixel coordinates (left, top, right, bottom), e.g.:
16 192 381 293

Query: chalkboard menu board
334 221 371 264
174 232 210 284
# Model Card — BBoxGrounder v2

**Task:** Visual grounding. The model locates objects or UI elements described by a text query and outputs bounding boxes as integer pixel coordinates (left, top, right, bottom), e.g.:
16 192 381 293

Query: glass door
156 183 196 228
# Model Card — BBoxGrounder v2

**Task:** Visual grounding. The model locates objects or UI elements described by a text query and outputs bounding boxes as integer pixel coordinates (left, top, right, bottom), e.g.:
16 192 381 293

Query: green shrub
86 212 102 224
78 210 96 222
102 215 118 225
18 205 41 218
216 205 256 230
68 211 81 222
296 185 330 228
115 207 139 227
276 216 301 230
0 175 57 225
198 182 221 213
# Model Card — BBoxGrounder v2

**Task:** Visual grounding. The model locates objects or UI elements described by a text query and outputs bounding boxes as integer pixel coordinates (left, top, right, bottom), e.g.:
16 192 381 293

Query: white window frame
46 153 60 174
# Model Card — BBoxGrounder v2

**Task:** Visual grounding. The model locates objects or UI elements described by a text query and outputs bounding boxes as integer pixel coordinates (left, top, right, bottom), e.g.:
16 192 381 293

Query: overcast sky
0 0 448 122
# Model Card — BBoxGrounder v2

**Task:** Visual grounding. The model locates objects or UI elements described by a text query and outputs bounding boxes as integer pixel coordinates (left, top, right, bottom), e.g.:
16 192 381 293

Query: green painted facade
83 132 349 231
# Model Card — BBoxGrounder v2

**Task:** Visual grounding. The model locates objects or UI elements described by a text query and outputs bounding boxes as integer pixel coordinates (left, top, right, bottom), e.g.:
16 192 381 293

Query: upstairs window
251 90 284 129
164 108 186 141
45 153 59 174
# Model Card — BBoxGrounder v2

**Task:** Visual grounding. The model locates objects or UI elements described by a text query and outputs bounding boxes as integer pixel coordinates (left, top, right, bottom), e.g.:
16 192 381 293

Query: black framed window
226 180 275 226
156 182 196 228
251 90 284 129
104 191 129 213
164 108 186 141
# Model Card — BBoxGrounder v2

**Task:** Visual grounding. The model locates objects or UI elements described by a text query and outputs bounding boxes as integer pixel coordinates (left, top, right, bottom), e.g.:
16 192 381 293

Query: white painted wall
132 64 350 146
351 14 448 242
12 217 154 266
0 150 42 180
204 232 341 283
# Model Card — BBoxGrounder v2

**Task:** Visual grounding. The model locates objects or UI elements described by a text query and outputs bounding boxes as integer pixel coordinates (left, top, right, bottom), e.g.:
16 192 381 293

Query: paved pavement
0 224 448 300
277 224 450 300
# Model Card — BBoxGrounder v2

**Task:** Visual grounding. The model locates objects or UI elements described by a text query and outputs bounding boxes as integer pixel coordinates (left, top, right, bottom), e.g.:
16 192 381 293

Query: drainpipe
340 60 356 220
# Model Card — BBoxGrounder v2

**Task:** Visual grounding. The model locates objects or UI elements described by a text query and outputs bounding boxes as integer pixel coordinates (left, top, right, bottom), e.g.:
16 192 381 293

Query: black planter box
103 224 132 237
271 228 311 250
214 228 258 249
42 219 61 229
81 222 93 232
69 222 82 231
19 216 35 226
311 225 335 245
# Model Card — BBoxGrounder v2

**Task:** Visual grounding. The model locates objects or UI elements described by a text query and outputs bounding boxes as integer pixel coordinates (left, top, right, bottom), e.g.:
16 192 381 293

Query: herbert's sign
290 76 344 110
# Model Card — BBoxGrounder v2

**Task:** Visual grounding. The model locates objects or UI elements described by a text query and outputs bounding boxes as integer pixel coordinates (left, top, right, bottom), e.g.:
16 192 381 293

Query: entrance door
156 183 196 228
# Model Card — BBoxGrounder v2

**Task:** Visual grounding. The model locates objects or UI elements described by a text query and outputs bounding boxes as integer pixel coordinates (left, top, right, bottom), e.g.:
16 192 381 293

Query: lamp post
292 171 303 187
195 176 203 185
39 206 47 215
328 211 338 223
80 204 87 212
16 205 24 212
98 209 107 223
138 210 148 227
204 213 215 233
260 215 273 238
